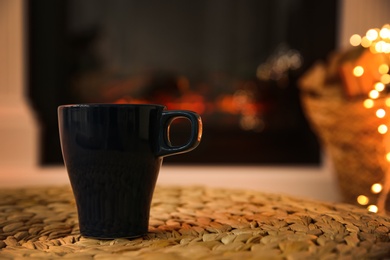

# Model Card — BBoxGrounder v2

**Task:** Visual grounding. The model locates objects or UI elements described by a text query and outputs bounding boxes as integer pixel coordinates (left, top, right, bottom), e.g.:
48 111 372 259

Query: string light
371 183 383 194
380 25 390 39
374 82 385 92
361 37 372 48
381 74 390 84
378 124 387 134
367 205 378 213
369 90 380 99
350 34 362 46
376 108 386 118
378 64 389 74
366 29 379 41
357 195 369 205
353 66 364 77
363 99 374 108
355 24 390 213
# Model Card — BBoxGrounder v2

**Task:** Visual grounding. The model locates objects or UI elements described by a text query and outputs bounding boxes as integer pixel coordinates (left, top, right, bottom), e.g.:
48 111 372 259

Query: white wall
0 0 39 168
338 0 390 50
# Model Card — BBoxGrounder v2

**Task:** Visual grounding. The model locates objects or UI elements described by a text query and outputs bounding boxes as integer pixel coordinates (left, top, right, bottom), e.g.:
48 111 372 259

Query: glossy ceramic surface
58 104 202 238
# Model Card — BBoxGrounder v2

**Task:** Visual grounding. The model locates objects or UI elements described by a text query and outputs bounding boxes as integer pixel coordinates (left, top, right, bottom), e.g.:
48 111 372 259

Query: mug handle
157 110 202 157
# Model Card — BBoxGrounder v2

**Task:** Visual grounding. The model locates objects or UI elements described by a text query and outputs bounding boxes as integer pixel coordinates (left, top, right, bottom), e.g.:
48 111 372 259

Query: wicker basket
301 92 389 209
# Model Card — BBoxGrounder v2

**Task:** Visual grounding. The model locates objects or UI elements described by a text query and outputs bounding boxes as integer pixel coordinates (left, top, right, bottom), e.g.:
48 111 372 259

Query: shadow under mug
58 104 202 239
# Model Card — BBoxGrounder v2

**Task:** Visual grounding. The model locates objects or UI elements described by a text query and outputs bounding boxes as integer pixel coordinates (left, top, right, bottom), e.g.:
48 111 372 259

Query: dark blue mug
58 104 202 239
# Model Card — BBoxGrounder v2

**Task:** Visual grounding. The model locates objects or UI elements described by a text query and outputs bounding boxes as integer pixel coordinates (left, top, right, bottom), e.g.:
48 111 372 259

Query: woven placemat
1 185 390 259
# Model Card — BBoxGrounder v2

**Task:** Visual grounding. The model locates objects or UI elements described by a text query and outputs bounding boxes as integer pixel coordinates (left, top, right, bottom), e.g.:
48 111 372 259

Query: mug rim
58 103 166 109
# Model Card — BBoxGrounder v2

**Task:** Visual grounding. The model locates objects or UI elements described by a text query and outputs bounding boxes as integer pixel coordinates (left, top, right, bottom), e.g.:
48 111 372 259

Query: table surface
0 165 342 202
1 185 389 259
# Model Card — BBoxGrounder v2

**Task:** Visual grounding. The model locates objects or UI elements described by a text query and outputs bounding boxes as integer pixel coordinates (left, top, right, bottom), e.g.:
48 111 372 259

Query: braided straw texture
1 185 390 259
301 94 390 209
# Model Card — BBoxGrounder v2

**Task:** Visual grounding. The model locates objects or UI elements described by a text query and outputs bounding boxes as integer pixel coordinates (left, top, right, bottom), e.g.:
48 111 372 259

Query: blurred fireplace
28 0 337 165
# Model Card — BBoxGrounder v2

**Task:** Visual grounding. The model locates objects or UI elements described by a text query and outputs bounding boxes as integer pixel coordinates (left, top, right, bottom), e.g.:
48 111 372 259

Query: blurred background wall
1 0 389 168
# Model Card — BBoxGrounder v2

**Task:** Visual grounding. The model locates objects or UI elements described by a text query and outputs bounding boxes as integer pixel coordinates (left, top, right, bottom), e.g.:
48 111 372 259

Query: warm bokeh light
376 108 386 118
380 25 390 39
370 44 378 54
357 195 369 205
361 36 372 48
369 89 379 99
363 99 374 108
378 124 388 134
366 29 379 41
378 64 389 74
374 82 385 92
374 41 384 53
356 24 390 213
367 205 378 213
381 74 390 84
382 42 390 53
371 183 383 194
350 34 361 46
353 66 364 77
